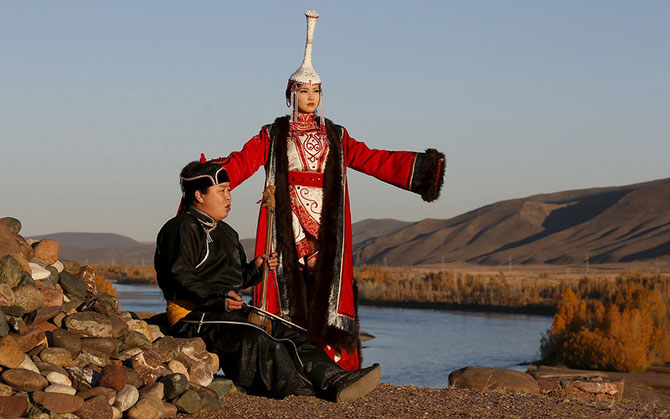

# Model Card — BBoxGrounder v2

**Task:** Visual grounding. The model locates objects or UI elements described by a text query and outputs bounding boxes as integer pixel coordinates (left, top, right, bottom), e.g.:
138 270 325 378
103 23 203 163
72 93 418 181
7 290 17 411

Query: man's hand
255 252 278 271
225 290 243 311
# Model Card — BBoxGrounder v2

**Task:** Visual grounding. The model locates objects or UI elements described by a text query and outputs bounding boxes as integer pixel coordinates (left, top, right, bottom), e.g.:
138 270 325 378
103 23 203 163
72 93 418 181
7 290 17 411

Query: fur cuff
410 149 445 202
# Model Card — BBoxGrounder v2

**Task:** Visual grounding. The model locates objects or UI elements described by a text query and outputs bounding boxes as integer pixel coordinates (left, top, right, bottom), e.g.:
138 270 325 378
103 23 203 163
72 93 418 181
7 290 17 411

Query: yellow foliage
95 274 117 297
542 279 670 372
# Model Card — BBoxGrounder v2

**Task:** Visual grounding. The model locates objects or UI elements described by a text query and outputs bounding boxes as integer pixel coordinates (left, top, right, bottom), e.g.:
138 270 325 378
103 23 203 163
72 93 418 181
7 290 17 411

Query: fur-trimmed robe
214 115 445 370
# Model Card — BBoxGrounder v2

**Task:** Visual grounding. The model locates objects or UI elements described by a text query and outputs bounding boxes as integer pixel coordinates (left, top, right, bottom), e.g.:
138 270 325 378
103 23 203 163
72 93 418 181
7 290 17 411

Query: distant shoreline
359 298 555 317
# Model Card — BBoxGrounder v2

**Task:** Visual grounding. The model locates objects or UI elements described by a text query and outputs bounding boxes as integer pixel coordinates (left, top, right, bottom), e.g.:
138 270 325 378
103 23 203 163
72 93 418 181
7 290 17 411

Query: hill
353 177 670 266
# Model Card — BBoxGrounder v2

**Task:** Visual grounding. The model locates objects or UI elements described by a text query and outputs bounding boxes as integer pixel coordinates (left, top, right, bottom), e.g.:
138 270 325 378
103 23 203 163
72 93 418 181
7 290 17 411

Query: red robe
214 115 444 370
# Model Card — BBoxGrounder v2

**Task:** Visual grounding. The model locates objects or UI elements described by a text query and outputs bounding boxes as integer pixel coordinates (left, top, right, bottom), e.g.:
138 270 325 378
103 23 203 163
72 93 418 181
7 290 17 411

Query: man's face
194 182 232 221
297 84 320 114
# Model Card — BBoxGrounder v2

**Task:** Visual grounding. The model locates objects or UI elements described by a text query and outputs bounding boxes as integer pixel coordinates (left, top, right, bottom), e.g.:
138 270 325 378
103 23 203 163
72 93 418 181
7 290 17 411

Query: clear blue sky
2 1 668 241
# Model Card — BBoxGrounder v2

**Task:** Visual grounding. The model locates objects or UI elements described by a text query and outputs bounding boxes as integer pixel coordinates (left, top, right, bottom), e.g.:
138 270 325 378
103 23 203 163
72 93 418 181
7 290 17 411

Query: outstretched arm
344 128 445 202
210 126 271 190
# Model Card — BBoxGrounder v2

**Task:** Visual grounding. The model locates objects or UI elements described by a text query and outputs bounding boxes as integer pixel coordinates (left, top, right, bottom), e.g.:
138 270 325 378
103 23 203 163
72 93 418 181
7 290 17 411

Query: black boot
327 363 381 402
294 370 316 396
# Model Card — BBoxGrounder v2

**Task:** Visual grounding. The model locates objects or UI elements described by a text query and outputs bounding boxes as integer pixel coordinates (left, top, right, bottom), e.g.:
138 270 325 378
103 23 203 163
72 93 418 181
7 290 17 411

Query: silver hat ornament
288 10 325 127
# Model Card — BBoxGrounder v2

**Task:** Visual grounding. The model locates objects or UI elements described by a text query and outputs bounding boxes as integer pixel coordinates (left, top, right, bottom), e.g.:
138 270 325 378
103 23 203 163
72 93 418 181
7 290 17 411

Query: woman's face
297 84 320 113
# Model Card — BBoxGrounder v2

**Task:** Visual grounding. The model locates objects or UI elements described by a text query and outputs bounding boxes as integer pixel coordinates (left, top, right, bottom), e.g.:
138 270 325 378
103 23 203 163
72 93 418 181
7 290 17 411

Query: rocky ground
182 384 670 418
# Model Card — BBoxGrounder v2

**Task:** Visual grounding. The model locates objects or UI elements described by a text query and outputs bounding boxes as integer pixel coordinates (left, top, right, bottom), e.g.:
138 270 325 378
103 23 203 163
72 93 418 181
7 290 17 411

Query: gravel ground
182 384 670 418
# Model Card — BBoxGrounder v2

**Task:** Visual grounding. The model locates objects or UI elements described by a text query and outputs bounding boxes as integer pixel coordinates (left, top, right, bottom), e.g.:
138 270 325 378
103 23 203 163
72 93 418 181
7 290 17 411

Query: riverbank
181 383 670 418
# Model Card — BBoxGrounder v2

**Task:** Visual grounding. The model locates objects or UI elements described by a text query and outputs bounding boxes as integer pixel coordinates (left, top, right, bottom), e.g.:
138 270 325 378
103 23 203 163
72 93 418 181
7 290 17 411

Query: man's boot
328 363 381 402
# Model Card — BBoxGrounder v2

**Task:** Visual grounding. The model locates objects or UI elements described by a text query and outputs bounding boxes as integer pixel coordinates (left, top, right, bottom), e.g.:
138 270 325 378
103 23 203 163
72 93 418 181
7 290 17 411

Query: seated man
154 160 381 401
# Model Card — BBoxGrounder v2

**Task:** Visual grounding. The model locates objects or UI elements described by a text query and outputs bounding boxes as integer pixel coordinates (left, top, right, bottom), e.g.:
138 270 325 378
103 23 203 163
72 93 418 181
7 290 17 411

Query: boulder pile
0 217 235 418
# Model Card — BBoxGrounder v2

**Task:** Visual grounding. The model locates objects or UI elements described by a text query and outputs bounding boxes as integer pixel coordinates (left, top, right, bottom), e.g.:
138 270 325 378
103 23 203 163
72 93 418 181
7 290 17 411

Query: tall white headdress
289 10 321 86
287 10 324 126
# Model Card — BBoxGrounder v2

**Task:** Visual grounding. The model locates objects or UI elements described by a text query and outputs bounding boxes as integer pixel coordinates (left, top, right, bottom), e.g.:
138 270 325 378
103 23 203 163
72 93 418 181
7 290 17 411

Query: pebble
114 384 139 412
44 383 77 395
18 354 40 373
13 285 45 313
2 367 49 392
0 255 22 287
64 311 112 337
51 259 64 273
33 239 60 266
0 217 22 234
46 371 73 386
40 347 75 367
33 391 85 414
28 262 51 280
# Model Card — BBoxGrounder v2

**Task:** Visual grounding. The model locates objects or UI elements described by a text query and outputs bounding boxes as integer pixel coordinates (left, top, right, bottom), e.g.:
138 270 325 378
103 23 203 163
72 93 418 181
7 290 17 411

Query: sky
1 1 669 241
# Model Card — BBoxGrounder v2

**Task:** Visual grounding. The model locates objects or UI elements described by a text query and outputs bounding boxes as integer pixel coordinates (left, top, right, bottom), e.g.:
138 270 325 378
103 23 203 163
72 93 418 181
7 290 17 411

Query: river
116 283 552 388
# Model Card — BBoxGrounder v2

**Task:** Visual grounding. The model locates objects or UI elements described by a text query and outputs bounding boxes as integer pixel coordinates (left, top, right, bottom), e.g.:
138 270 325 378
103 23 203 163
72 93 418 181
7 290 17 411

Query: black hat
180 160 229 196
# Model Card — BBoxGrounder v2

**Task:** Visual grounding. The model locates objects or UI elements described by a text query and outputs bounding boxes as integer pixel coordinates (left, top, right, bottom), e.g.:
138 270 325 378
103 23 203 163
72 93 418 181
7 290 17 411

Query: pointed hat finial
289 10 321 86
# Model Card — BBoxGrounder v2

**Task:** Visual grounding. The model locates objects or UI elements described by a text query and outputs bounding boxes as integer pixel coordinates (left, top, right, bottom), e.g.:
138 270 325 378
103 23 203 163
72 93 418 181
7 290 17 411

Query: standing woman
212 10 445 370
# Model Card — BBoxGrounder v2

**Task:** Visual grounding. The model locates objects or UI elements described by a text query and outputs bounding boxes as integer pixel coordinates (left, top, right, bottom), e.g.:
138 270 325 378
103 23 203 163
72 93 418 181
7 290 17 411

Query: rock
0 284 14 306
76 266 98 295
17 270 35 287
40 347 75 367
46 371 72 386
81 337 117 359
147 325 164 342
28 342 47 357
64 312 112 337
0 311 9 337
115 347 143 361
79 386 116 404
111 406 122 419
114 384 139 412
160 373 189 400
130 350 170 386
40 286 64 308
74 350 110 368
126 396 167 419
167 359 189 380
29 308 62 328
93 292 120 316
44 383 77 395
67 367 101 391
175 339 215 386
0 395 29 418
127 319 153 342
15 325 46 352
17 239 34 262
0 255 22 287
123 366 144 388
47 265 60 282
12 254 32 277
120 331 152 352
100 364 127 392
108 314 128 338
29 262 51 280
208 377 235 399
18 353 40 373
448 366 540 394
535 375 624 401
6 315 26 333
51 260 64 273
52 311 66 328
0 335 25 368
33 390 84 414
0 217 21 234
35 360 69 376
208 351 219 373
58 271 87 300
33 240 60 266
0 382 13 396
151 336 180 363
51 328 82 357
13 285 44 313
2 367 49 391
0 223 20 258
188 381 220 400
173 389 221 414
60 260 81 275
138 382 164 400
2 305 24 318
75 395 113 419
